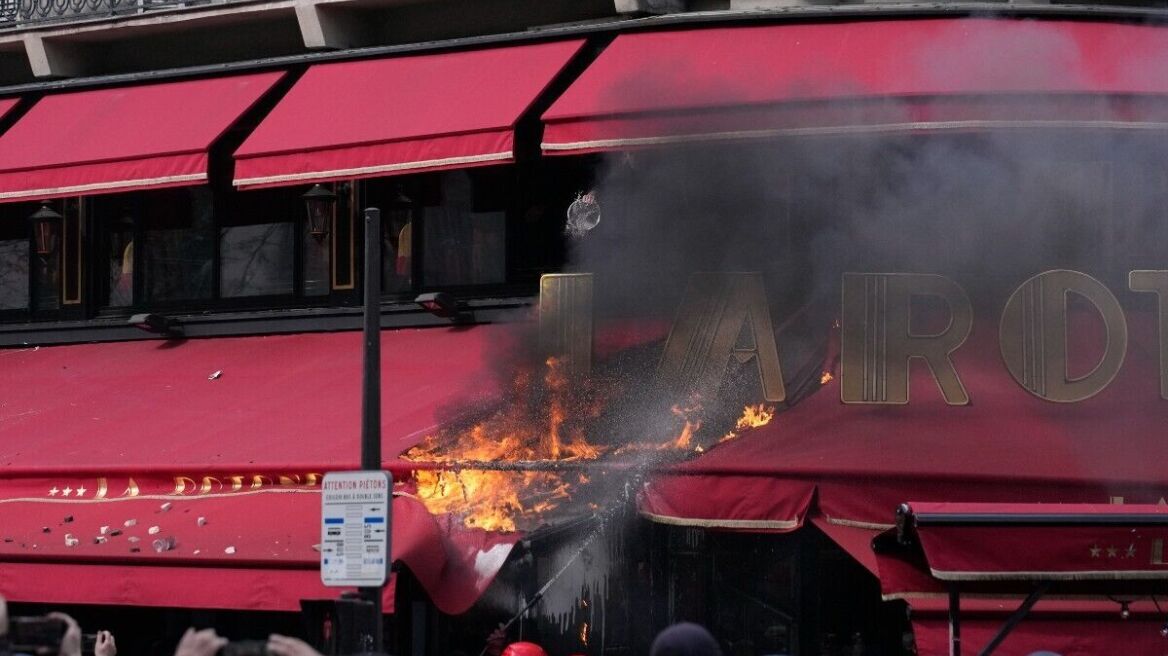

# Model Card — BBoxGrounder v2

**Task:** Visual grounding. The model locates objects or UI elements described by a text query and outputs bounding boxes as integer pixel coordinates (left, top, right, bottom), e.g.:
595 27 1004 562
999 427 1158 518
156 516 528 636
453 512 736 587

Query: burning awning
0 73 283 201
232 40 584 189
0 326 518 614
542 18 1168 154
638 311 1168 536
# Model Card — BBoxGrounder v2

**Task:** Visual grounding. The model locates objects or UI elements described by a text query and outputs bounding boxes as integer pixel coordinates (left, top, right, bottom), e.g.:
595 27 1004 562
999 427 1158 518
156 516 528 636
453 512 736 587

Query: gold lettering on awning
841 273 972 405
1000 270 1127 403
657 272 785 402
1129 270 1168 400
539 274 594 376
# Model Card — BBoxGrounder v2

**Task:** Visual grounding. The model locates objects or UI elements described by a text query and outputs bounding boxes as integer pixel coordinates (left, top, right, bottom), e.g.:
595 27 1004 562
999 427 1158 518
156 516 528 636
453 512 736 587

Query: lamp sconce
129 313 182 337
414 292 473 323
302 184 337 242
28 201 63 256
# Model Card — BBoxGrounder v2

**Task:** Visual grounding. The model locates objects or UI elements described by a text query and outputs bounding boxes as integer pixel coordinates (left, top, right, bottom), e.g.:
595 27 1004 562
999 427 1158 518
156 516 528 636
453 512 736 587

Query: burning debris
402 356 778 532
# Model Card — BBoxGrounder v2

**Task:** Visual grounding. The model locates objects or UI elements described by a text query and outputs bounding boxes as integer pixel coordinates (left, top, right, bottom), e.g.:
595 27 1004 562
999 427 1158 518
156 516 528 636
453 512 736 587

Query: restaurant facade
2 5 1168 656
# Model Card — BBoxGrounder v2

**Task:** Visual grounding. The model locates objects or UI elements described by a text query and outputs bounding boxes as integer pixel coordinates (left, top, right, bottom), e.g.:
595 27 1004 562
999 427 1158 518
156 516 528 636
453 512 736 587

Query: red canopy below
233 40 583 189
0 73 283 201
909 598 1168 656
899 502 1168 583
543 18 1168 154
0 326 522 614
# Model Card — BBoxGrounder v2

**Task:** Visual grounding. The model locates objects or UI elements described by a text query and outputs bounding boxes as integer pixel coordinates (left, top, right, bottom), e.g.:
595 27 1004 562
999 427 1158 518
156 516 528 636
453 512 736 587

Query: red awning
896 502 1168 583
0 73 283 201
0 326 520 614
233 40 584 189
542 18 1168 154
638 311 1168 536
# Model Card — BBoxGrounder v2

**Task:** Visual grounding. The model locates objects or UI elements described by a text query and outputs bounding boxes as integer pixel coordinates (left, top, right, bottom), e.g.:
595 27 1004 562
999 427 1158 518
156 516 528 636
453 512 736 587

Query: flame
404 357 608 531
404 355 782 531
580 622 590 646
667 396 703 450
721 404 775 442
820 370 834 385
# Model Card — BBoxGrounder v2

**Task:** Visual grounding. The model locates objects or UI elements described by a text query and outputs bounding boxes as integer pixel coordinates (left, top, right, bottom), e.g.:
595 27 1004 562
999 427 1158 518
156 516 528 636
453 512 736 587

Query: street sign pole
361 207 385 651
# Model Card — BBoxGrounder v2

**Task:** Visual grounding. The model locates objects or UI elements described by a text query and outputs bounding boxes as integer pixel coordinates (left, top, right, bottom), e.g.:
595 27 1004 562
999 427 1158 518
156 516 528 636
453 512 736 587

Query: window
365 168 512 298
0 198 82 319
89 183 355 314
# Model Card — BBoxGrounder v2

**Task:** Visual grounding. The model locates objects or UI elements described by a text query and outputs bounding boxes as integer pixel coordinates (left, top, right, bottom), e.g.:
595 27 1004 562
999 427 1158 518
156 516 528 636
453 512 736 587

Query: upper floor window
365 168 510 298
0 198 83 320
90 184 355 314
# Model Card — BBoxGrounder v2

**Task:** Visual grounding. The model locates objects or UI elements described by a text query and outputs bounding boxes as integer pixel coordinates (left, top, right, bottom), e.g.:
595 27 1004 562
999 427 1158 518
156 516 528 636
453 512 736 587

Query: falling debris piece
311 544 322 552
124 519 137 527
160 502 172 512
93 536 108 544
193 549 201 555
197 517 207 527
152 536 176 552
62 515 74 523
147 526 161 535
41 527 50 533
3 538 12 543
208 370 222 380
108 529 122 537
224 546 236 554
99 526 110 535
127 536 141 543
64 534 78 547
130 547 141 553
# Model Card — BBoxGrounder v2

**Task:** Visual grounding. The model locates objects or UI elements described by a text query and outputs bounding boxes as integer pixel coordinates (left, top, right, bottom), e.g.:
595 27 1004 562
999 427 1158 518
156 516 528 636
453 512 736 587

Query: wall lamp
28 201 63 256
414 292 473 323
302 184 337 242
128 313 182 337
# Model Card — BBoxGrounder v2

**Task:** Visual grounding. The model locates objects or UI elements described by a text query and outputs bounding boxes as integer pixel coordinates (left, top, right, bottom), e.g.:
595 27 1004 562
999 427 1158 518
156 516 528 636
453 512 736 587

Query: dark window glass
368 169 510 296
422 170 506 286
303 226 330 297
140 188 215 303
364 178 416 295
105 213 135 308
33 237 61 311
0 207 29 310
221 186 310 299
219 222 294 298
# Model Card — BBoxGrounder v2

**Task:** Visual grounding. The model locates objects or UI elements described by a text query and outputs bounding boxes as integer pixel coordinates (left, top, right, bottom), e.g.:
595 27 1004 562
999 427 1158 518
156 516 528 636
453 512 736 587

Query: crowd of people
0 590 738 656
0 594 1072 656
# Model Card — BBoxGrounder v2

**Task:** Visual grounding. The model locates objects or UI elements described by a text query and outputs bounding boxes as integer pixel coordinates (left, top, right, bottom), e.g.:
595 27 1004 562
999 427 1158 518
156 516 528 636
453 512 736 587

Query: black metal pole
949 586 961 656
361 207 384 651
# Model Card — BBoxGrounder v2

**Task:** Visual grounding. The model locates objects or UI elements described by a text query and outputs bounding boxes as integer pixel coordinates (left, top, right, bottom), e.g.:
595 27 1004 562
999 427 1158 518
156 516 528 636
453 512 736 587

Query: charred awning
541 18 1168 154
0 73 283 201
232 40 584 189
0 327 519 614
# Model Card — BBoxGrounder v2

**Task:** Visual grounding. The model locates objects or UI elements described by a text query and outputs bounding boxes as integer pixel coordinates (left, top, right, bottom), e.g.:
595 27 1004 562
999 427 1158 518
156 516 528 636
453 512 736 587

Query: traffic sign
320 471 391 587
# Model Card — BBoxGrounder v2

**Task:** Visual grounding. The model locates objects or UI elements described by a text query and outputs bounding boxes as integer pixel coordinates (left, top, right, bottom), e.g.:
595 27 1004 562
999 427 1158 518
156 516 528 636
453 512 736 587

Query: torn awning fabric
0 326 521 614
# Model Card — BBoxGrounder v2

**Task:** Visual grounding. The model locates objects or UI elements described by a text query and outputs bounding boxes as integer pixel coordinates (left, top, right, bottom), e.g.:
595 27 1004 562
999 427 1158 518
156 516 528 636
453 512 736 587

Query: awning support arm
977 580 1052 656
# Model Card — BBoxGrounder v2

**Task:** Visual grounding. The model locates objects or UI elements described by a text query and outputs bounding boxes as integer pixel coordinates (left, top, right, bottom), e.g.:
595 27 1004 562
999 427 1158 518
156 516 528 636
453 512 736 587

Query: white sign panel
320 471 391 587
